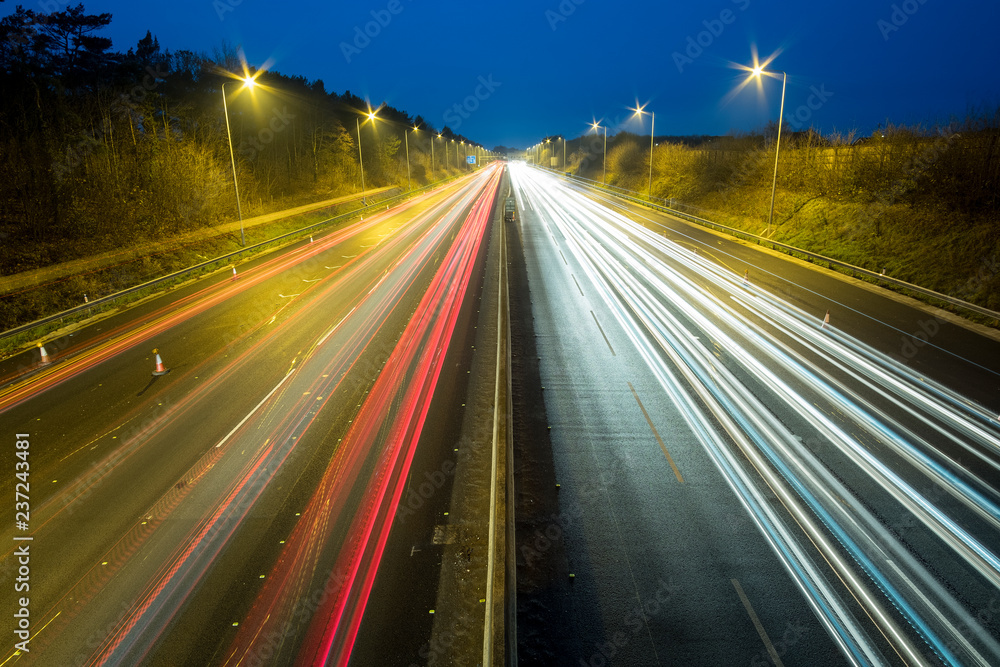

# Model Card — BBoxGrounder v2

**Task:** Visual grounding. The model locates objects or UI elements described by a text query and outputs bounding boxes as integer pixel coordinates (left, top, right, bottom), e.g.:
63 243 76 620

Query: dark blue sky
5 0 998 148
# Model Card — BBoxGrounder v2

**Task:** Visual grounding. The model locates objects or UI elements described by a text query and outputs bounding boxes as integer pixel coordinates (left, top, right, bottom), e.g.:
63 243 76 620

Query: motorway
0 165 502 665
509 163 1000 666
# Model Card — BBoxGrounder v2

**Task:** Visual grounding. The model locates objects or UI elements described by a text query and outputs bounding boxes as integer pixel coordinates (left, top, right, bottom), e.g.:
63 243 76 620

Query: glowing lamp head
752 65 763 77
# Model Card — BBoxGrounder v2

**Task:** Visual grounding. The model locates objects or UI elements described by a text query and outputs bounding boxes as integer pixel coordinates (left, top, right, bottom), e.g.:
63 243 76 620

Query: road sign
467 155 476 164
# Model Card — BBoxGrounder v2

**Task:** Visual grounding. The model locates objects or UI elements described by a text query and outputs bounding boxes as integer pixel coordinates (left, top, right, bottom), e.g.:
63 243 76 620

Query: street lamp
630 101 655 200
751 64 787 235
222 74 256 246
590 120 607 185
356 106 379 204
404 125 414 191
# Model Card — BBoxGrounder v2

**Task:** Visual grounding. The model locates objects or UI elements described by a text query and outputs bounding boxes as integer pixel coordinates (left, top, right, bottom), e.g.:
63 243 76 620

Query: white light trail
511 163 1000 666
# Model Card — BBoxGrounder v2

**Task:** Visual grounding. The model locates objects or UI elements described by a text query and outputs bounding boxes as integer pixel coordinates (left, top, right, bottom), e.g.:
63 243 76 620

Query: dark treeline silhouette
0 3 483 275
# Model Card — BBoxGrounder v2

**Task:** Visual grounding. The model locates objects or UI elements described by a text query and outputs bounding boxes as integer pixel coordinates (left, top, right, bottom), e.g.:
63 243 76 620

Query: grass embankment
689 187 999 314
0 169 477 356
564 125 1000 319
0 181 423 357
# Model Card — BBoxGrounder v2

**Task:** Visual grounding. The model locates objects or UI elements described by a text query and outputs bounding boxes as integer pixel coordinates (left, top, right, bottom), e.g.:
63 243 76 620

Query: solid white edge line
214 369 296 449
483 192 505 667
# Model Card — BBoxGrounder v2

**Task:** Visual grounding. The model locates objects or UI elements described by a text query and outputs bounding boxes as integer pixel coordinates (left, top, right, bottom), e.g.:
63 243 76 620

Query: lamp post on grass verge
630 101 655 200
222 74 257 247
404 125 413 191
751 64 787 236
356 105 382 205
590 120 607 185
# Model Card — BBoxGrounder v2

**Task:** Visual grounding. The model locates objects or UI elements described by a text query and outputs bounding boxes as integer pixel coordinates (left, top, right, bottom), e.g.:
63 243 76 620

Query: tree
34 3 113 77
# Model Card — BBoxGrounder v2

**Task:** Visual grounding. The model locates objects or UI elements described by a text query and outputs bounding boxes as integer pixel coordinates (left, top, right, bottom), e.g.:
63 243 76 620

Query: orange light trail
222 167 502 666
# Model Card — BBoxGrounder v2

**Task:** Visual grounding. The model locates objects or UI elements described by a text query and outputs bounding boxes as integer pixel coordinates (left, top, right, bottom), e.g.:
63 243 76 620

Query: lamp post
630 102 655 200
590 121 607 185
404 126 412 191
356 107 380 204
222 75 255 247
434 134 439 173
356 117 367 203
752 65 787 235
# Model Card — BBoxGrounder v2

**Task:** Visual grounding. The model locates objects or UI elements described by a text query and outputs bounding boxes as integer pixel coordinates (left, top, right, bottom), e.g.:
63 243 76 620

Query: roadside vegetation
559 114 1000 314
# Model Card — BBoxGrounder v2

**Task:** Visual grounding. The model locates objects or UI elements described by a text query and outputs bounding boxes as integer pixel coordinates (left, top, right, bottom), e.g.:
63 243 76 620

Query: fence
0 175 467 350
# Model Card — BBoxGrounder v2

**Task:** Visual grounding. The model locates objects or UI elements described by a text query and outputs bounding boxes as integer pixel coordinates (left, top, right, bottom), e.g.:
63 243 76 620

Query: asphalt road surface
0 165 501 665
509 163 1000 667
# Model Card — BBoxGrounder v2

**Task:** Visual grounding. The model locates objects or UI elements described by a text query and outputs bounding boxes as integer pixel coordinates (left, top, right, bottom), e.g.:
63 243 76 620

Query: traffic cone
38 343 51 365
743 269 749 286
821 310 831 329
84 293 89 303
152 348 169 376
231 266 238 281
310 235 314 243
